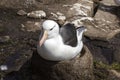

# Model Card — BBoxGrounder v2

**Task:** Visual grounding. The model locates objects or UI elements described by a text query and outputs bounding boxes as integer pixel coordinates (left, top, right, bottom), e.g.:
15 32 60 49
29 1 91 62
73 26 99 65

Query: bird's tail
76 26 87 43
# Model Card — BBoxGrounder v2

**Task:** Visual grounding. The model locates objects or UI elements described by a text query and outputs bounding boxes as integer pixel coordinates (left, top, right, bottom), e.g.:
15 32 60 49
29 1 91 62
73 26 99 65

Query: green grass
94 61 120 71
94 61 120 80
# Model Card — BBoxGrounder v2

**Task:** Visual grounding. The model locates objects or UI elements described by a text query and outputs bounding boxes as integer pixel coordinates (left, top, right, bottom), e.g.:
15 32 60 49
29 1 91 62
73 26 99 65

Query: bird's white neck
47 32 59 39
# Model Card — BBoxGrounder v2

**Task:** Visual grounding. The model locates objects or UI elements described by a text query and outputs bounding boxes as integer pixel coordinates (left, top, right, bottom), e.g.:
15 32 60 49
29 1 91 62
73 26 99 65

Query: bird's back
60 23 77 47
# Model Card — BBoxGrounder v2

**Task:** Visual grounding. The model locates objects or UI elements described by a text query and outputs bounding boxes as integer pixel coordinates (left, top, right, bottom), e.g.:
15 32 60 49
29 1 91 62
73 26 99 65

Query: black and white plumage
37 20 86 61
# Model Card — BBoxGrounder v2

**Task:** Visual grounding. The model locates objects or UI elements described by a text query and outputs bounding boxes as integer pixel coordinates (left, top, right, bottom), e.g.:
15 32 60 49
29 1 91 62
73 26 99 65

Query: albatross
37 20 86 61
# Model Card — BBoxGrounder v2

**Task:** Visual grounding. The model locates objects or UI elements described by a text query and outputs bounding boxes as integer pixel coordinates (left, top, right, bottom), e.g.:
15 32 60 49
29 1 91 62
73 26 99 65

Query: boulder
107 70 120 80
32 45 94 80
83 6 120 40
67 0 120 64
67 0 93 18
100 0 116 5
84 0 120 64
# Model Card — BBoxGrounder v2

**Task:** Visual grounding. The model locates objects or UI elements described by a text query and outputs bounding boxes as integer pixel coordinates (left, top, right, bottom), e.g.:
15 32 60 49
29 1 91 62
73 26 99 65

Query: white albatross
37 20 86 61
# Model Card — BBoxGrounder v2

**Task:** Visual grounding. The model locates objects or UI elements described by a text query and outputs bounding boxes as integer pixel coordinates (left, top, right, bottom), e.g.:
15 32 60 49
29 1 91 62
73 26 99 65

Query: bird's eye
50 27 54 31
49 25 55 31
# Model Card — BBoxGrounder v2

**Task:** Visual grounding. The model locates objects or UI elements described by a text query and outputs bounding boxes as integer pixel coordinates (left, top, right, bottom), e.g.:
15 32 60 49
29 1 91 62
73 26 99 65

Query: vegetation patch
94 61 120 80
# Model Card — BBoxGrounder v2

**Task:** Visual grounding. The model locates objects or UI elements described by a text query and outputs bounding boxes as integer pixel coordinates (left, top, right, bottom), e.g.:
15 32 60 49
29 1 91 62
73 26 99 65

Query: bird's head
39 20 59 46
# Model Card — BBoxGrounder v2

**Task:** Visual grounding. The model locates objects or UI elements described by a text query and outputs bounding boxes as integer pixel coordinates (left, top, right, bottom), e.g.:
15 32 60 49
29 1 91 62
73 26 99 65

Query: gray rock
36 0 77 4
70 17 94 27
86 39 116 64
79 8 120 41
79 0 120 64
85 18 120 41
114 0 120 6
100 0 116 5
50 12 66 25
17 10 27 16
67 0 93 18
27 10 46 19
0 36 10 43
32 45 94 80
107 70 120 80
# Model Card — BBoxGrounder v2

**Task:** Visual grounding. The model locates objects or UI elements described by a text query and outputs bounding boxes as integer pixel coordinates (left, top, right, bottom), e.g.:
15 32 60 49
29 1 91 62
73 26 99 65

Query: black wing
60 23 77 47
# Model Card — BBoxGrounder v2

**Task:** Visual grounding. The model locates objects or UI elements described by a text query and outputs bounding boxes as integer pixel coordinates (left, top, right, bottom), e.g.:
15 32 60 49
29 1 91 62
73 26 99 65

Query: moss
110 63 120 71
94 61 120 80
94 61 120 70
94 61 109 80
0 28 4 32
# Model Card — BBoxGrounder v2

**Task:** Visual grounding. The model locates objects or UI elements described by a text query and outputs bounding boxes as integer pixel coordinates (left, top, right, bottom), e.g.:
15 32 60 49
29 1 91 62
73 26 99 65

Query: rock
0 65 8 71
85 31 120 64
17 10 27 16
27 10 46 19
21 21 42 32
0 45 33 76
71 17 94 27
67 1 93 18
36 0 77 4
114 0 120 6
107 70 120 80
92 0 102 16
84 18 120 41
80 6 120 41
78 0 120 64
100 0 116 5
85 40 115 64
93 0 103 3
50 12 66 25
32 45 94 80
57 12 66 23
57 15 66 24
0 36 10 43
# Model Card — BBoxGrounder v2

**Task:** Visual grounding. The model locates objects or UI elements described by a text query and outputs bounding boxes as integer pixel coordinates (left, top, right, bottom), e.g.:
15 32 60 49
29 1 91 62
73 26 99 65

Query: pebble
17 10 27 16
0 36 10 43
27 10 46 18
0 65 8 71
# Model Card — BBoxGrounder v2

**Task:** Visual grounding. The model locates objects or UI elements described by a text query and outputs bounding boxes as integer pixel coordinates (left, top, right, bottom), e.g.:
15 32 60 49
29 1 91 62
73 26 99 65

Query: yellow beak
39 30 48 46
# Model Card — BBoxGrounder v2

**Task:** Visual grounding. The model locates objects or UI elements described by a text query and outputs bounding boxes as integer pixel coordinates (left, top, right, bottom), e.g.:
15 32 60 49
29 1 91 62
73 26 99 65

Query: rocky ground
0 0 120 80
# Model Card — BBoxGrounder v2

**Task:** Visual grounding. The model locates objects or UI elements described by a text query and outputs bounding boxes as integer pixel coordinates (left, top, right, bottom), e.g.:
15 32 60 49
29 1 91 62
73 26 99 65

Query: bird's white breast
37 35 83 61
